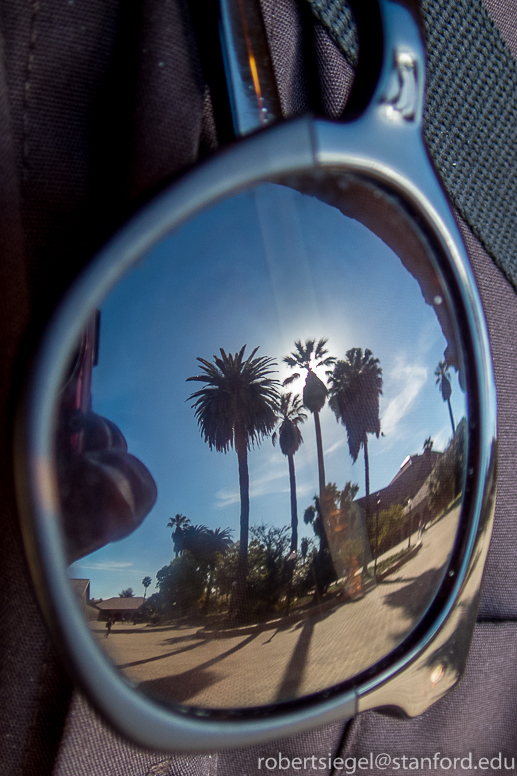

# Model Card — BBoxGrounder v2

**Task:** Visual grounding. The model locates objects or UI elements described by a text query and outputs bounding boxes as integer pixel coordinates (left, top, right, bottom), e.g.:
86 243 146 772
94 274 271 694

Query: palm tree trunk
447 399 455 435
235 428 249 606
288 453 298 552
173 529 180 558
313 410 326 498
363 436 370 498
203 571 212 614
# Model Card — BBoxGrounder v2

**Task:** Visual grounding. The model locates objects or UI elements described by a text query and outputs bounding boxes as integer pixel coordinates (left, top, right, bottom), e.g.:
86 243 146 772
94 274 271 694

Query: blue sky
70 183 466 600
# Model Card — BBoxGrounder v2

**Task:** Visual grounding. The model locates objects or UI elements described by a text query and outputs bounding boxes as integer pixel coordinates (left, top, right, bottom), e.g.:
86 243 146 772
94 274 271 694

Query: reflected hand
57 412 157 562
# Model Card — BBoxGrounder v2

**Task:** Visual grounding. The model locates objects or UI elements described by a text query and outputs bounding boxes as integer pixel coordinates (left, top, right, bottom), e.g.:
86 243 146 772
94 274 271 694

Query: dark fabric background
0 1 516 775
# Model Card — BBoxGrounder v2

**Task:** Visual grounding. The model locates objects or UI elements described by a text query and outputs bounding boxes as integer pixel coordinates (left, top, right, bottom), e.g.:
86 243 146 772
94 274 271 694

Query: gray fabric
261 0 313 117
459 221 517 620
307 0 358 68
313 22 354 117
261 0 354 119
53 695 345 776
481 0 517 59
422 0 517 291
0 15 67 776
0 0 209 320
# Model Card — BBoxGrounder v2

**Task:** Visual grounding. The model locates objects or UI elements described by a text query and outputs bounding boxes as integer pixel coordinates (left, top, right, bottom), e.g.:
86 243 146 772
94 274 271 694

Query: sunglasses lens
57 172 469 711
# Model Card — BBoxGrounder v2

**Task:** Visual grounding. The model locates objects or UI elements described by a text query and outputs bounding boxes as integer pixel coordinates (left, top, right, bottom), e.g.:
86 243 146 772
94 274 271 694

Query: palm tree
205 526 233 554
435 360 455 435
167 513 191 557
181 525 233 559
303 496 327 555
325 481 360 507
283 339 336 498
178 524 234 612
303 494 335 597
199 527 234 613
176 523 207 555
187 346 279 599
328 348 383 498
272 392 307 552
142 576 152 598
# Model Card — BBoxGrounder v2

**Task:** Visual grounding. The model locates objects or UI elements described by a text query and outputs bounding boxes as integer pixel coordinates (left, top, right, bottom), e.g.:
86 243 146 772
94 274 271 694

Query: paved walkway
91 505 460 709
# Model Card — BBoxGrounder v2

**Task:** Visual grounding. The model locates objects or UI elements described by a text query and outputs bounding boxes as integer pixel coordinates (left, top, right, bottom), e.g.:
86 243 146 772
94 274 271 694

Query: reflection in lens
60 177 468 710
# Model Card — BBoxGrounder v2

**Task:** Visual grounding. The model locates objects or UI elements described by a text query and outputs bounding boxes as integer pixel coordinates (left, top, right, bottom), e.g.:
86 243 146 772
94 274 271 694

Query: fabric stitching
15 640 54 776
22 0 39 187
331 714 365 774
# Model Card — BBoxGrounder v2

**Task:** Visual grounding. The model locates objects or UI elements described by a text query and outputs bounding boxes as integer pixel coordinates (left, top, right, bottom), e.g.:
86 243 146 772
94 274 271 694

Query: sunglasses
15 0 497 752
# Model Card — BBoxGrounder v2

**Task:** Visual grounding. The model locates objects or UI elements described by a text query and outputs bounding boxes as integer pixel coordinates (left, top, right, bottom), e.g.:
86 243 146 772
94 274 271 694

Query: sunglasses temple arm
191 0 282 144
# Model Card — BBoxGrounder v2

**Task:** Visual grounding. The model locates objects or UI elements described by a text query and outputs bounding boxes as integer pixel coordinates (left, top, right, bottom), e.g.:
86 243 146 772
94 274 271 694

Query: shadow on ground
137 633 259 703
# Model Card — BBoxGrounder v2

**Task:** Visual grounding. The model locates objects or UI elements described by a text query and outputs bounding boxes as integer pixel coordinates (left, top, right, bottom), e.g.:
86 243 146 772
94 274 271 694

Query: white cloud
74 561 133 571
215 466 287 507
214 488 240 508
381 357 428 438
215 473 317 509
324 437 346 457
214 437 322 509
293 481 315 498
431 424 453 452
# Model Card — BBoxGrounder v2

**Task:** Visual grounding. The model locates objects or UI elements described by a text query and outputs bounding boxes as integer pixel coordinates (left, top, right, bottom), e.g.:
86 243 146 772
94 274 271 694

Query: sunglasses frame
15 0 497 751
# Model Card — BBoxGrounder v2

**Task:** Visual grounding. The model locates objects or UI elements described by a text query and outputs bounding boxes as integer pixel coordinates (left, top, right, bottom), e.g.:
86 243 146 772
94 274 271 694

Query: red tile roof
95 597 145 611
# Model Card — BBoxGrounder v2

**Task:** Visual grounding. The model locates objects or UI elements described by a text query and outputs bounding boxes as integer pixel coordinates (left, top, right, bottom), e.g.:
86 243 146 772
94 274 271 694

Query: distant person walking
104 618 113 638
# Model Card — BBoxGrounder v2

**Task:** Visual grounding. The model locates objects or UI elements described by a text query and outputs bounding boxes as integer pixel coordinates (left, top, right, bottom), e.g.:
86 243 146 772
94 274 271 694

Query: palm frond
282 373 300 386
284 337 336 377
328 347 383 461
272 392 307 456
186 345 280 453
303 504 316 525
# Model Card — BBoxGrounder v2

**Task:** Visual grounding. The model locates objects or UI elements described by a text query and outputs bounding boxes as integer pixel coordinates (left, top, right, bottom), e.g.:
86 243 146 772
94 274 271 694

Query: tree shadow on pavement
158 634 199 646
117 638 204 669
137 632 259 703
275 618 316 702
381 566 445 621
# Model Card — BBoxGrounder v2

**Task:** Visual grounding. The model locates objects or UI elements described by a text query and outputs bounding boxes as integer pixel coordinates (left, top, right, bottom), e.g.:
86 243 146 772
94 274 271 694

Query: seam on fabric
264 0 279 113
309 0 358 67
15 640 55 776
331 713 365 773
22 0 39 187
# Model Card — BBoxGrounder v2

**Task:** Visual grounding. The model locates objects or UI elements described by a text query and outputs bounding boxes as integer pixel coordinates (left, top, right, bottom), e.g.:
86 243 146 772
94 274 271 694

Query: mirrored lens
57 174 468 710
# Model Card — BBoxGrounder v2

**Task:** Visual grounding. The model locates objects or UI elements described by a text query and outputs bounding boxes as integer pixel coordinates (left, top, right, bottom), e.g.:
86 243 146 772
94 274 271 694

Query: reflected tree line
140 339 463 624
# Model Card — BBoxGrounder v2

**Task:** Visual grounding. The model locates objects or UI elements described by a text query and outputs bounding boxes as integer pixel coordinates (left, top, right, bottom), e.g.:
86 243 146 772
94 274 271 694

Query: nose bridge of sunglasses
382 2 426 123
